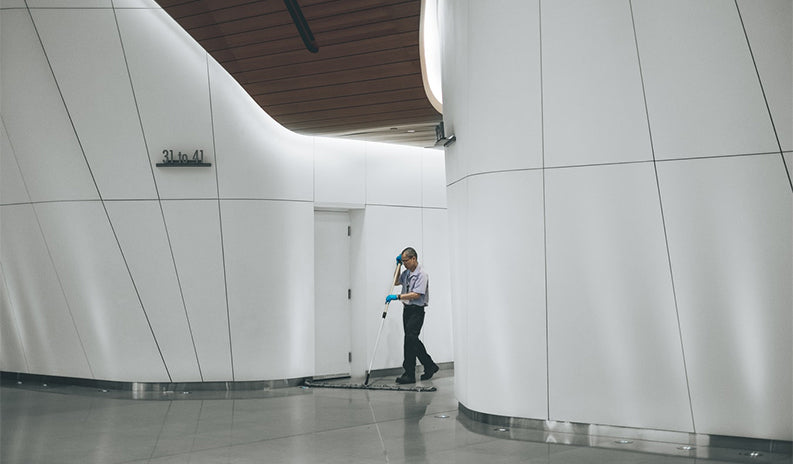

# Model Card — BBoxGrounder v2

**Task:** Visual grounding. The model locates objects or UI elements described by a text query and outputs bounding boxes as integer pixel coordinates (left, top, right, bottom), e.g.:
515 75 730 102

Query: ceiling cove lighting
420 0 443 113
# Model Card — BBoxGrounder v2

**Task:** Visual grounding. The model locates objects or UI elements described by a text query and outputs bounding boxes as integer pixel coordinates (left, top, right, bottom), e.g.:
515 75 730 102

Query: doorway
314 210 352 378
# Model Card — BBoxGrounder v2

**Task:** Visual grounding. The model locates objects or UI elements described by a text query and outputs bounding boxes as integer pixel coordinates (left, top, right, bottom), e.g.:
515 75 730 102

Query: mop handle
366 320 386 377
365 261 403 381
381 261 403 317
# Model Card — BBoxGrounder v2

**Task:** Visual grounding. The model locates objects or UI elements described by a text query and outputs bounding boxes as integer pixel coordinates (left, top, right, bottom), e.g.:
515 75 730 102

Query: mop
304 259 437 392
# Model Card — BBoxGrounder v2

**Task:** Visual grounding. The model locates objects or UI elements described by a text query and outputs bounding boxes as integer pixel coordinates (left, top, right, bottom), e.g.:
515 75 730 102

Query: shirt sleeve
411 271 428 295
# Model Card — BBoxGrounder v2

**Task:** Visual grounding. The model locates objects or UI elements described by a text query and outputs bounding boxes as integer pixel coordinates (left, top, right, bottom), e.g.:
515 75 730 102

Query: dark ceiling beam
283 0 319 53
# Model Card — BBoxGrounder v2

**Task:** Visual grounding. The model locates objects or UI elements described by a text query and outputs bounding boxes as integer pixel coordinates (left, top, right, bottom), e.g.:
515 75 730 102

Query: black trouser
402 304 435 377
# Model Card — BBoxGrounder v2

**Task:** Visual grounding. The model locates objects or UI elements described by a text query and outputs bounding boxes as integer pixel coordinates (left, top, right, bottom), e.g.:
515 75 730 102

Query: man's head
401 247 418 272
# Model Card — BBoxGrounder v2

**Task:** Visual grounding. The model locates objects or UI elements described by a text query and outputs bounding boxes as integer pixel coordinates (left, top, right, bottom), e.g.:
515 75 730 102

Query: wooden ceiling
158 0 443 147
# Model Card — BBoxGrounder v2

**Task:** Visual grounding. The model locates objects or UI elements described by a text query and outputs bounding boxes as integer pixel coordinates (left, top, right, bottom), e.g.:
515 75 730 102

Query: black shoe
420 364 439 381
395 374 416 384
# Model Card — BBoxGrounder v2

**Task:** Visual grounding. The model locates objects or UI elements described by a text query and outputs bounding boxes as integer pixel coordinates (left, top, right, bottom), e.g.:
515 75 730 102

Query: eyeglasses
401 256 415 262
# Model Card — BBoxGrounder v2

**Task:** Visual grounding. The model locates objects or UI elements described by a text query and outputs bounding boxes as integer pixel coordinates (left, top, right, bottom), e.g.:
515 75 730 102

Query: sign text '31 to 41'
156 149 211 167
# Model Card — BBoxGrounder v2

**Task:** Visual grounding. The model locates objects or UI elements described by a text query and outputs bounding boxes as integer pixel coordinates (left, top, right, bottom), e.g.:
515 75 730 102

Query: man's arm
399 292 422 302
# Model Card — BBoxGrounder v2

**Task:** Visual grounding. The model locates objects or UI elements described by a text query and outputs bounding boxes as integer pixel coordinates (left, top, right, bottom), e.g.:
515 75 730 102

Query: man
385 247 439 384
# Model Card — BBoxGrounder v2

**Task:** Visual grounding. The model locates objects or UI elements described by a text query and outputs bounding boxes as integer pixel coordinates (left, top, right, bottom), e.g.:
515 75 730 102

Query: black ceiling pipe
283 0 319 53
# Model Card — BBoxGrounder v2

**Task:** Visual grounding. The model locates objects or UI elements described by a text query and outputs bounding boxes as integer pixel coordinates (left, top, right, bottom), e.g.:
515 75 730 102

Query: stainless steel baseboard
0 363 454 395
1 371 307 393
458 402 792 461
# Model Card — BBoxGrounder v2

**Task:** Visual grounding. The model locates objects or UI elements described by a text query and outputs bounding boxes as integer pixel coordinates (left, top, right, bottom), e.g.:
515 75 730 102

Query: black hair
401 247 418 260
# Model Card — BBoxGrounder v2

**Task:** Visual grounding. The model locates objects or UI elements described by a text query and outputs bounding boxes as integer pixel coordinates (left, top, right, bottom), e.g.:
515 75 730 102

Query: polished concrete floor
1 371 789 464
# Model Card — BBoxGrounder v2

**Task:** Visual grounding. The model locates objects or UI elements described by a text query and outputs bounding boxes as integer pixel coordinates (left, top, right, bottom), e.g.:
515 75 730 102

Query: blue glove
396 255 402 264
385 294 399 303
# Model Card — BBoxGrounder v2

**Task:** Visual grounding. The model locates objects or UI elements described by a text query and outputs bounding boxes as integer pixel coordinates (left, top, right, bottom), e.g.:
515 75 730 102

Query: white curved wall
0 3 453 383
442 0 791 441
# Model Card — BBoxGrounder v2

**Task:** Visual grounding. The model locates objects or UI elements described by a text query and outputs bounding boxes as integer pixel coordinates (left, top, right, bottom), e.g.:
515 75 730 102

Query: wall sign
156 149 211 167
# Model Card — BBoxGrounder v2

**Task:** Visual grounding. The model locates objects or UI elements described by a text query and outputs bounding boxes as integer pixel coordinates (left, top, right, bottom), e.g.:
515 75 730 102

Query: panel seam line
630 0 696 432
538 0 551 422
734 0 792 193
207 54 236 381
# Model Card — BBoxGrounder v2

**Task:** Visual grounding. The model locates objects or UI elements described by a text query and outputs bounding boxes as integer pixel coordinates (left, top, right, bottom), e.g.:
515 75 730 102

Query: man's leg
408 307 438 380
398 306 424 382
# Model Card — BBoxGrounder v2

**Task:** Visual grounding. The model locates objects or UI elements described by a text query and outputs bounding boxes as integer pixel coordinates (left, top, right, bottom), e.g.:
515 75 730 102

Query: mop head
303 379 437 392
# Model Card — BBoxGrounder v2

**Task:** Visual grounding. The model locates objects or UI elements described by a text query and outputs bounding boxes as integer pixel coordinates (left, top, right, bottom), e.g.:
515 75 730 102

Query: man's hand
385 294 399 303
396 255 402 264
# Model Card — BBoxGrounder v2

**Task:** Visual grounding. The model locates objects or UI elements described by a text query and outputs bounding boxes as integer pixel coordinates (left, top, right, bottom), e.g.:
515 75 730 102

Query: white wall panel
632 0 777 159
0 1 26 8
542 0 652 167
105 201 202 382
785 153 792 179
161 200 232 381
221 200 314 380
439 0 469 184
546 163 692 431
737 0 792 151
0 205 92 378
657 155 792 440
116 9 217 200
366 142 423 207
0 122 29 205
467 0 542 174
113 0 160 7
419 208 453 363
313 136 365 207
466 171 546 419
422 150 446 208
209 59 313 201
446 179 468 404
31 9 156 200
35 201 169 382
361 206 422 372
26 0 109 6
0 10 98 202
0 264 29 372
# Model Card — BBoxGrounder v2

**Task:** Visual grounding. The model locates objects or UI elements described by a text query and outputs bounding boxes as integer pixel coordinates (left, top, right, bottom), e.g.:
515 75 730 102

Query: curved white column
441 0 792 441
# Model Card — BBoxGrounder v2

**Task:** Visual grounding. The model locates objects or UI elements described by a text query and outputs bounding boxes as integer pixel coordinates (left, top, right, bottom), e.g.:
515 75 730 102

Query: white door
314 211 352 378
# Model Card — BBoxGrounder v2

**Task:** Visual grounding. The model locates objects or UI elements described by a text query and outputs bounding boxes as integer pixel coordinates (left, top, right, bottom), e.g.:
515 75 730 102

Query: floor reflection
1 371 789 464
403 391 431 462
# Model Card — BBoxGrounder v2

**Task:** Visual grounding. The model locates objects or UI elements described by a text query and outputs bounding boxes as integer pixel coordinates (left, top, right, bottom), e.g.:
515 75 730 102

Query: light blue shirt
400 263 429 307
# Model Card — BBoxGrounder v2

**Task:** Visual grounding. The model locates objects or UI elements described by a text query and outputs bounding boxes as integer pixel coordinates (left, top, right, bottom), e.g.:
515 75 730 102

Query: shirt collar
408 263 422 276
